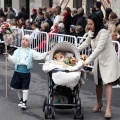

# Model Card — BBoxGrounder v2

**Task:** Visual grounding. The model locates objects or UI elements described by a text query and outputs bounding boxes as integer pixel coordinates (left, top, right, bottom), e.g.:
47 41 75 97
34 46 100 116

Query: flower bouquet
63 56 78 66
0 22 13 45
0 22 13 98
0 22 12 34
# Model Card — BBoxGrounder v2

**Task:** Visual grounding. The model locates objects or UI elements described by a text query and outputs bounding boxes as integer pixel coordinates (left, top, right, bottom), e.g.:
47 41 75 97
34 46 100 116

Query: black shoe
21 101 27 110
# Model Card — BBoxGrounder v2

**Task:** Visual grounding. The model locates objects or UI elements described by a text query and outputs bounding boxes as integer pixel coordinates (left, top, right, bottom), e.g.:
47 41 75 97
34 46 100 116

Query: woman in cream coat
78 13 120 119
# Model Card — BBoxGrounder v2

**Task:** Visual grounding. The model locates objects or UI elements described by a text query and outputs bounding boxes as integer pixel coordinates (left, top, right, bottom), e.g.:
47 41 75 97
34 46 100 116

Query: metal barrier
77 36 92 56
12 28 23 47
12 29 120 62
77 37 120 68
77 36 93 67
112 41 120 88
47 33 77 51
23 29 49 52
112 41 120 62
12 29 49 53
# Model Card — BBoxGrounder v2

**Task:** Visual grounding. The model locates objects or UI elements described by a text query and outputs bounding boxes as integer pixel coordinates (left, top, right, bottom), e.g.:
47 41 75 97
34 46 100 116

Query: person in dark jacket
94 1 104 21
7 6 16 19
44 12 53 29
0 7 5 17
63 7 71 34
31 8 37 22
76 8 86 34
35 12 44 29
17 7 29 20
71 8 78 25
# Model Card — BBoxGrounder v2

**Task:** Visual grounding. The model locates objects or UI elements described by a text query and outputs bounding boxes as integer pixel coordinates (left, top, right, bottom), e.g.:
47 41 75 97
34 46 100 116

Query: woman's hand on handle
82 61 88 67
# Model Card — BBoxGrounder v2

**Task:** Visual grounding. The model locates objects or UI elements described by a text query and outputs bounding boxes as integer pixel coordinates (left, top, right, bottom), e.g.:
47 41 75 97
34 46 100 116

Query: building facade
0 0 120 18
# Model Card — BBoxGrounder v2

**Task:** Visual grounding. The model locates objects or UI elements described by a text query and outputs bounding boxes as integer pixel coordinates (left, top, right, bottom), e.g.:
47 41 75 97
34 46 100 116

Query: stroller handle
83 66 93 71
50 68 70 73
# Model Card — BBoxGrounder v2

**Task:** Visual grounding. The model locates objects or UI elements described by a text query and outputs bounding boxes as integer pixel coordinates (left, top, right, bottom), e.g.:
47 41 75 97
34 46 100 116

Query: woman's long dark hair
88 13 105 39
105 8 112 20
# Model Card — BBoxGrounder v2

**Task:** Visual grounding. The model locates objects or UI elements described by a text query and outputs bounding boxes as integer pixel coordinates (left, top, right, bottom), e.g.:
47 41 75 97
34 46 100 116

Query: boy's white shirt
8 47 48 66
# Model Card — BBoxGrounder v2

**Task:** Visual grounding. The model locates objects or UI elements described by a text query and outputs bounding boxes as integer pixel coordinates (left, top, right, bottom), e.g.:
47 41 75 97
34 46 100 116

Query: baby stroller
43 42 85 119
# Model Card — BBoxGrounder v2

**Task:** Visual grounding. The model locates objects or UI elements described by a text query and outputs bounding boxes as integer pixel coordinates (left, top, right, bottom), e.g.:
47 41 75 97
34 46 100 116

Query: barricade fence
77 36 93 67
12 29 49 52
112 41 120 61
10 29 120 64
24 30 49 53
12 28 23 47
47 33 77 51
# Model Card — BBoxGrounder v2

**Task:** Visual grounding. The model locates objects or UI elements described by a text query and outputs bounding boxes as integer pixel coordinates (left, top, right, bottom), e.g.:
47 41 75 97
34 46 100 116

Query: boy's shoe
21 102 27 110
18 101 23 107
18 98 23 107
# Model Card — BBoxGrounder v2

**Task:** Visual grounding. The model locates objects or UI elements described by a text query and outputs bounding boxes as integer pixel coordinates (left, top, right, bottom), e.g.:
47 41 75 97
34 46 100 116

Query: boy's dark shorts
10 71 31 90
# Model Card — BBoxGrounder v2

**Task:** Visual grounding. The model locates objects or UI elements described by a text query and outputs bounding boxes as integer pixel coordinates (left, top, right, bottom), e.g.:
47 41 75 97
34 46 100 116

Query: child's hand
3 52 8 57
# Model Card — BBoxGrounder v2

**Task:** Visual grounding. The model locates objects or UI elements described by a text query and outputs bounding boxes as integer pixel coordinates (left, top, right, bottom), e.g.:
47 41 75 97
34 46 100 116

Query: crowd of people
0 2 120 44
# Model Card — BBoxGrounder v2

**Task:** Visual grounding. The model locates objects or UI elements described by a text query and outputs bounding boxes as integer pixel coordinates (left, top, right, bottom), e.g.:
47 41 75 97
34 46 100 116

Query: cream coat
78 29 120 85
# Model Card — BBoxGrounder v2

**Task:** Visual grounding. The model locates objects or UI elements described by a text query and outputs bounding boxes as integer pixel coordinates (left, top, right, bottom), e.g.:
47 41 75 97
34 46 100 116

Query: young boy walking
4 34 49 110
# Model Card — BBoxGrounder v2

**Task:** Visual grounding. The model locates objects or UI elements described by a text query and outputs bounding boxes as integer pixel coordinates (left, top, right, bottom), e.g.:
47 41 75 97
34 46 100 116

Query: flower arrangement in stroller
42 42 85 119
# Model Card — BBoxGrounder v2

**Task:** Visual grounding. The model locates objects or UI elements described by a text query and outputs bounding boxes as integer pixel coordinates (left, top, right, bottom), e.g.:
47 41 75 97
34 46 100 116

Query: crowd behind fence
11 29 120 66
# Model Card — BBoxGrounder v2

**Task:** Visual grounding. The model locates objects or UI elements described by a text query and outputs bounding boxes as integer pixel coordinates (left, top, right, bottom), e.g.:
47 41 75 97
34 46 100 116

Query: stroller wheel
76 98 81 109
43 97 47 112
74 107 84 119
77 98 81 104
80 107 84 120
44 106 49 119
51 107 55 119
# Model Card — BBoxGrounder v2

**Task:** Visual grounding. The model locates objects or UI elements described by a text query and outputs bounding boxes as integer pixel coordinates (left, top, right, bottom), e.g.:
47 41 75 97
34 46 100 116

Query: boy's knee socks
17 90 23 100
22 90 29 102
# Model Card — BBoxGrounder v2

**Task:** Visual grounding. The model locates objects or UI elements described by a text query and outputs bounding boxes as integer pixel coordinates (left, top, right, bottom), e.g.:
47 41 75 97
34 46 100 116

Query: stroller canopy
49 42 80 60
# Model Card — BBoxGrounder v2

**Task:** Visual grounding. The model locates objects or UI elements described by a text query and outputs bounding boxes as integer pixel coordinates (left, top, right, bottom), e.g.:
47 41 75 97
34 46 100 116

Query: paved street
0 53 120 120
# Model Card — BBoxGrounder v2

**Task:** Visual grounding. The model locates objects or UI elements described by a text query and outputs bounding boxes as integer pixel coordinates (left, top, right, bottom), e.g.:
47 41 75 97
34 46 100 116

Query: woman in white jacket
77 13 120 119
